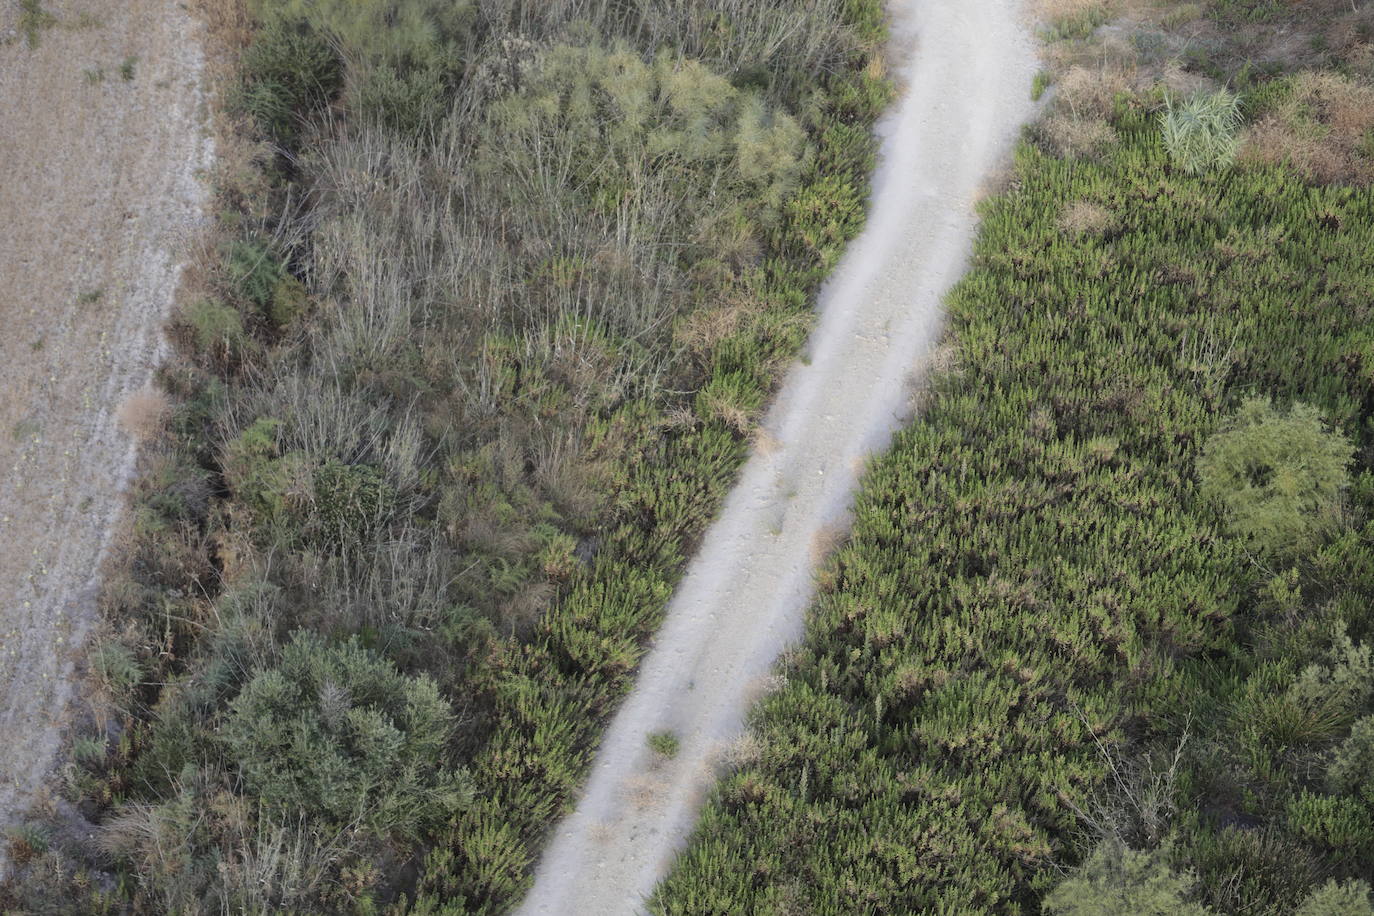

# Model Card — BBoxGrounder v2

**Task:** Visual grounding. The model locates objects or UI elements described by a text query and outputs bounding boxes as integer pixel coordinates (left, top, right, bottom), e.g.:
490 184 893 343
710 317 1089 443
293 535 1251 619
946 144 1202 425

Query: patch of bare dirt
0 0 212 874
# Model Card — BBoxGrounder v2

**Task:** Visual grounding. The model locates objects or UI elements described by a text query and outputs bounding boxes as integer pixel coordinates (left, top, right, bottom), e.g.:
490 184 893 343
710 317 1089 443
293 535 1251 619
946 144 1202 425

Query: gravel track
515 1 1039 912
0 0 212 874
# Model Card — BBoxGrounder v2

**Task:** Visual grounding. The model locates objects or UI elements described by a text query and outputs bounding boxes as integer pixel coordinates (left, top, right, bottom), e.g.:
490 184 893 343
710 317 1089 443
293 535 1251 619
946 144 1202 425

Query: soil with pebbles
0 0 212 875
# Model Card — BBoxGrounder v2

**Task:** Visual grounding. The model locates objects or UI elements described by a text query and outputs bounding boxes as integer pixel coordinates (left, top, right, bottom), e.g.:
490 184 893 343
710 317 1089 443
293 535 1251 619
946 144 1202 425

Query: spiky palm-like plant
1160 89 1243 174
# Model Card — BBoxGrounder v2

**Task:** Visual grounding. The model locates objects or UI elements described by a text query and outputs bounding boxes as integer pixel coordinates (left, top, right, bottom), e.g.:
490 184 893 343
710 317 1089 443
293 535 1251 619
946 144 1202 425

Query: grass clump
1161 88 1243 173
1197 399 1352 558
647 731 680 759
16 0 56 48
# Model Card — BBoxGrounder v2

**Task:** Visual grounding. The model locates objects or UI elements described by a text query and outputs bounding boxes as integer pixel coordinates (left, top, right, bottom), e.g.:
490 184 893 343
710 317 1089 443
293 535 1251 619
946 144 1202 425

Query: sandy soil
515 1 1040 912
0 0 212 874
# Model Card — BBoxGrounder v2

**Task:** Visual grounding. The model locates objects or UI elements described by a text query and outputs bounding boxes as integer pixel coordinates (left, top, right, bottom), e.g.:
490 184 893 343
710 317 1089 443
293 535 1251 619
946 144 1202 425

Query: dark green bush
236 18 341 143
225 631 468 838
311 460 396 549
225 239 283 309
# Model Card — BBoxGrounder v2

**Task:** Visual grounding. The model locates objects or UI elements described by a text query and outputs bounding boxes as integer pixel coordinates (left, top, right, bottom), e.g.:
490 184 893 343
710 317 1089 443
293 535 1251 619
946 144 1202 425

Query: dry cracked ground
0 0 212 873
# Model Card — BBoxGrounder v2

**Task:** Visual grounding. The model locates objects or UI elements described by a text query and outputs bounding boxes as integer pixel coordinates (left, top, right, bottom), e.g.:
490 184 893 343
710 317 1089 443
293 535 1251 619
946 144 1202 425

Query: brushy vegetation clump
1197 399 1352 558
1160 89 1241 173
652 90 1374 914
0 0 890 912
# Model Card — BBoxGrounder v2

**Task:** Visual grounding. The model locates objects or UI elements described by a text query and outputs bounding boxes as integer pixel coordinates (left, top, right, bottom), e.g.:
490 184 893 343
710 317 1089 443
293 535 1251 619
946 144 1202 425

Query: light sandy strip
0 0 213 875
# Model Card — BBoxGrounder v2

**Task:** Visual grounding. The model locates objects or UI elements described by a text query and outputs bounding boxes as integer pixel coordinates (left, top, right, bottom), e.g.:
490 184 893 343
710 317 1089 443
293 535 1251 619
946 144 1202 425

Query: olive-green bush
1043 844 1211 916
1197 399 1352 557
225 631 467 838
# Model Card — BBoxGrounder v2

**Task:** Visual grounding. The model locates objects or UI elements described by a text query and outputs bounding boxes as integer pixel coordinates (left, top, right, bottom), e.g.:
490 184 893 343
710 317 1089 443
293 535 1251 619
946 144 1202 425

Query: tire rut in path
0 0 213 875
515 1 1039 912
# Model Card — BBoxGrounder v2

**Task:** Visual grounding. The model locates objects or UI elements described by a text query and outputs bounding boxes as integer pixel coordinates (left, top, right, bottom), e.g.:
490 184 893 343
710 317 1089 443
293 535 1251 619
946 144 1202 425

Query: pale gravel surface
0 0 212 874
515 1 1040 912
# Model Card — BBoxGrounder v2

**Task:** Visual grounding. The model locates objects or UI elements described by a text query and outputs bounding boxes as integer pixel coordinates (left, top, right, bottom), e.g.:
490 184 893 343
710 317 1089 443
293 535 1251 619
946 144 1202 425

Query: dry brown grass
1034 0 1110 24
626 774 667 811
1060 199 1116 235
116 386 170 441
501 580 558 634
751 427 782 456
191 0 254 55
808 522 848 567
720 731 764 770
674 297 753 359
1058 66 1130 120
1327 9 1374 75
1040 113 1118 159
1242 71 1374 185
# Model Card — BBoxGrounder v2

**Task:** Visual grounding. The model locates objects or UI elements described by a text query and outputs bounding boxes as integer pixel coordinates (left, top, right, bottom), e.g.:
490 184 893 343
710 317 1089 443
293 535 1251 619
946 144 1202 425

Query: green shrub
1043 843 1212 916
647 731 680 759
1197 399 1353 557
1285 792 1374 866
1297 880 1374 916
221 417 290 522
226 239 283 309
94 642 143 696
236 18 341 142
311 460 397 549
353 61 449 135
267 275 309 329
1160 89 1242 174
225 631 469 838
183 298 245 358
1329 715 1374 797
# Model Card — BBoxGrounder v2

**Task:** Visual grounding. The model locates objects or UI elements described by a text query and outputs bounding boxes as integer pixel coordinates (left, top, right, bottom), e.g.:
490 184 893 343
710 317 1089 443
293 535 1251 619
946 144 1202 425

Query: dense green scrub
0 2 891 913
653 98 1374 914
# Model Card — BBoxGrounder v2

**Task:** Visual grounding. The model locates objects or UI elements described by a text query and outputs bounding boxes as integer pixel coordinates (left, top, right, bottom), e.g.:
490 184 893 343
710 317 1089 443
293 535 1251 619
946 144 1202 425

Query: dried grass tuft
1242 72 1374 185
1060 200 1116 235
117 386 171 441
1041 114 1119 159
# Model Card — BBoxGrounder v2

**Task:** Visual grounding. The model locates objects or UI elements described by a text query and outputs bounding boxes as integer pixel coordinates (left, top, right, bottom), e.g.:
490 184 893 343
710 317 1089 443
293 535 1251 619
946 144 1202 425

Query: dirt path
0 0 212 873
515 1 1039 912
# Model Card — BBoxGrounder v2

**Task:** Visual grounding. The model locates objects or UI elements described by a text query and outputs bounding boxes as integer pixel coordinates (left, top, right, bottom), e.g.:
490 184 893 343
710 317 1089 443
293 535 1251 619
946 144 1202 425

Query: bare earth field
516 0 1040 911
0 0 212 872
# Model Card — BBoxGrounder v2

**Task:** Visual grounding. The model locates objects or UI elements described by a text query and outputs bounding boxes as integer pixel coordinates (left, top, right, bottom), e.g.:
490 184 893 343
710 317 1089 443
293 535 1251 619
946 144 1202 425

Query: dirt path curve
0 0 212 873
516 1 1039 912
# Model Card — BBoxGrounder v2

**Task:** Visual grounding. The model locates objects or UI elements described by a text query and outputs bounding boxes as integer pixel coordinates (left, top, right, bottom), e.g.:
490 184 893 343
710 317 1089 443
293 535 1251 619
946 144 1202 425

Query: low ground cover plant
653 82 1374 915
